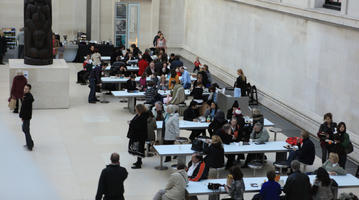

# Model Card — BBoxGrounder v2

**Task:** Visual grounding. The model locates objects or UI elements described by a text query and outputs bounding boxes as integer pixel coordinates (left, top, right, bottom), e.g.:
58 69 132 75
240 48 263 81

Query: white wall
176 0 359 153
0 0 87 40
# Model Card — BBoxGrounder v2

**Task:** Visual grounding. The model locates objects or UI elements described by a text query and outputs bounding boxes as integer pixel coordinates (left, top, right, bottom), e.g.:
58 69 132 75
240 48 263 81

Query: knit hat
234 108 242 116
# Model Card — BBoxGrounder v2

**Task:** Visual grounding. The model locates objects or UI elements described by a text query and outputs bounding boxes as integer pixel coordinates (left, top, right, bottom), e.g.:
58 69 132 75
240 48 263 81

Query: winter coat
164 113 179 141
10 75 27 99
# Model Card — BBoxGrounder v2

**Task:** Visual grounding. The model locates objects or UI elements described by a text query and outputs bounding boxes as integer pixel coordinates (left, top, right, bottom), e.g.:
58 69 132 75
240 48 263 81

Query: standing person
10 70 27 113
153 31 162 47
17 28 25 59
257 170 281 200
88 63 103 104
329 122 350 169
20 84 34 151
127 104 148 169
156 33 167 52
163 105 179 162
153 163 188 200
0 30 6 64
283 160 312 200
180 66 191 89
96 153 128 200
225 165 245 200
234 69 247 97
317 113 337 163
311 167 338 200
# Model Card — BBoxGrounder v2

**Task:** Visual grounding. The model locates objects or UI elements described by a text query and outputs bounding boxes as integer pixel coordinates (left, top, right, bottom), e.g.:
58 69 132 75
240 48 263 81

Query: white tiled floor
0 62 357 200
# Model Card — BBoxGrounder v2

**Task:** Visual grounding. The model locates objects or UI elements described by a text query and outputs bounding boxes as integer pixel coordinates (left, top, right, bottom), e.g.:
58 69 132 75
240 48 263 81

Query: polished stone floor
0 62 357 200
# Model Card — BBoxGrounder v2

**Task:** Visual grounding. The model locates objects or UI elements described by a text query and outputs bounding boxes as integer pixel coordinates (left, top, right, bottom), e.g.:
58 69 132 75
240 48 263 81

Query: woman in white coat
164 105 180 162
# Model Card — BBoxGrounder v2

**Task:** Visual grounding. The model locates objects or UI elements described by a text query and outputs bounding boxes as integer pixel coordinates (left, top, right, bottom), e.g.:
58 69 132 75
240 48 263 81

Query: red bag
286 137 303 146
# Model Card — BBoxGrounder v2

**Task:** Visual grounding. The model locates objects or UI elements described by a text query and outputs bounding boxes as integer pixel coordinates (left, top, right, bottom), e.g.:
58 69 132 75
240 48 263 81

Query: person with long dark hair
225 165 245 200
312 167 338 200
317 113 337 163
329 122 350 168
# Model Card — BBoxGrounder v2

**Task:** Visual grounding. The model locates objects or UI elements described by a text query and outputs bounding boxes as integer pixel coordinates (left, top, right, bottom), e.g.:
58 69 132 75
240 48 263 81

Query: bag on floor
8 98 16 110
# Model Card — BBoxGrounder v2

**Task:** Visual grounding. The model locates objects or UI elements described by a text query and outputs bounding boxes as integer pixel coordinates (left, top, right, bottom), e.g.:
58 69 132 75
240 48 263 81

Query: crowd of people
7 29 357 200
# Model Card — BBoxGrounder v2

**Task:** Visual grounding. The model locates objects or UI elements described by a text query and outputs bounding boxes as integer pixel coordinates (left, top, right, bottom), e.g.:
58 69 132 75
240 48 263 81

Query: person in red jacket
138 57 149 76
10 70 27 113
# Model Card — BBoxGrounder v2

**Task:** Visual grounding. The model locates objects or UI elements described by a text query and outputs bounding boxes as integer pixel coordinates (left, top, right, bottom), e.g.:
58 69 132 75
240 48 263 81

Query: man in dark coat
19 84 34 151
283 160 312 200
287 131 315 166
96 153 128 200
88 64 103 103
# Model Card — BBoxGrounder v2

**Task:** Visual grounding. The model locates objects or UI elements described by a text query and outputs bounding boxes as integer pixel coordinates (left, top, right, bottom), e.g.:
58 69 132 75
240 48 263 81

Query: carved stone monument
24 0 53 65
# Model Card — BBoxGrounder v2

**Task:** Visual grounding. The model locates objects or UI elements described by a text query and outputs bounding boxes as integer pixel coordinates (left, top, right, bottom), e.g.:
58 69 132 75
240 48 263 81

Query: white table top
156 120 211 130
186 174 359 195
154 141 289 156
111 90 192 98
101 76 197 83
155 119 274 130
105 65 139 71
101 56 111 61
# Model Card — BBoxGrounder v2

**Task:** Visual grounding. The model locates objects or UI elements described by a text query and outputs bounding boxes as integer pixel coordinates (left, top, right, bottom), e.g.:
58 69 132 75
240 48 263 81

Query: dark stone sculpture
24 0 53 65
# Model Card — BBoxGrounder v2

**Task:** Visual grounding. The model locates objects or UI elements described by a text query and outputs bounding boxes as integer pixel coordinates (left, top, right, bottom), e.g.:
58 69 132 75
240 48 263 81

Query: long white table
102 76 197 84
153 141 288 170
156 119 274 130
105 65 139 72
187 174 359 196
111 90 192 114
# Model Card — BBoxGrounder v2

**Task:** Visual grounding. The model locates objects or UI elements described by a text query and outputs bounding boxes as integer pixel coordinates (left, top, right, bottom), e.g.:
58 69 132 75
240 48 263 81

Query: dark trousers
164 140 175 161
22 120 34 149
18 45 24 59
14 99 19 112
321 146 328 163
183 82 191 89
0 54 3 64
339 153 347 169
88 78 96 102
287 150 298 166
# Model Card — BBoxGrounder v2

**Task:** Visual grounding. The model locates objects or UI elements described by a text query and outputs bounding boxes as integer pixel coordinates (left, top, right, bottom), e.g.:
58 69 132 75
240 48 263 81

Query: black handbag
346 141 354 154
207 183 224 190
191 139 209 152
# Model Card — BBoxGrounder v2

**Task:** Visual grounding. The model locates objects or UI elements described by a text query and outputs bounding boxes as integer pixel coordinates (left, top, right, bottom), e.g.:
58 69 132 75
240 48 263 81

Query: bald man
96 153 128 200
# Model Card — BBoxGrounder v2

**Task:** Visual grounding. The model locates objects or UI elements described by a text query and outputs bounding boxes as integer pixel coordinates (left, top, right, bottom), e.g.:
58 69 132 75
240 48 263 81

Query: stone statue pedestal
9 59 70 109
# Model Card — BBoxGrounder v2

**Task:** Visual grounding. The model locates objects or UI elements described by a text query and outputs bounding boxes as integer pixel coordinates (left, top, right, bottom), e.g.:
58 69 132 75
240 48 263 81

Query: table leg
208 194 220 200
274 132 277 141
100 90 110 104
128 97 135 114
155 156 168 170
157 129 163 145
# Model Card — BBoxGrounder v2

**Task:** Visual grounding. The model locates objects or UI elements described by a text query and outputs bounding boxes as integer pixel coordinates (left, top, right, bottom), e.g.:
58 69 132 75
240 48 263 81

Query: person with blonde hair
322 152 346 175
234 69 247 97
203 135 225 170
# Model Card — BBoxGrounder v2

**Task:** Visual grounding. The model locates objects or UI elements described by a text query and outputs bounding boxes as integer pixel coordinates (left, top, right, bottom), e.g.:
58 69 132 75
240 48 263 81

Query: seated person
124 52 136 64
214 123 236 169
208 111 227 137
145 61 156 76
184 101 204 141
190 82 204 105
193 73 204 89
144 81 158 105
283 160 312 200
187 153 209 182
203 102 219 122
110 56 126 76
139 73 147 91
117 65 130 77
227 101 239 120
198 67 210 88
203 135 225 170
150 72 159 86
180 66 192 89
243 123 269 167
207 85 218 104
258 170 281 200
252 108 264 125
168 81 185 105
153 163 188 200
286 131 315 166
158 62 170 76
322 153 346 175
168 70 180 90
126 75 137 91
152 101 166 121
157 74 168 90
225 165 245 200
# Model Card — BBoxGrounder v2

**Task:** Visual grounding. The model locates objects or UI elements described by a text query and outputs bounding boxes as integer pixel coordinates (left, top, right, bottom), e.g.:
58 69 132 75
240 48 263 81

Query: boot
131 157 142 169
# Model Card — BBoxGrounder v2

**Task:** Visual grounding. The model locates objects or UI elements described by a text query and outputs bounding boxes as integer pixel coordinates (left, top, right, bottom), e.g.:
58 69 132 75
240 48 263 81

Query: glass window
323 0 341 11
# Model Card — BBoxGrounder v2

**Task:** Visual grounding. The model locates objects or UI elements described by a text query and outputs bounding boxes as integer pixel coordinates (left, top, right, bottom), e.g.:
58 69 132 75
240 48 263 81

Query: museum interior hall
1 0 359 200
